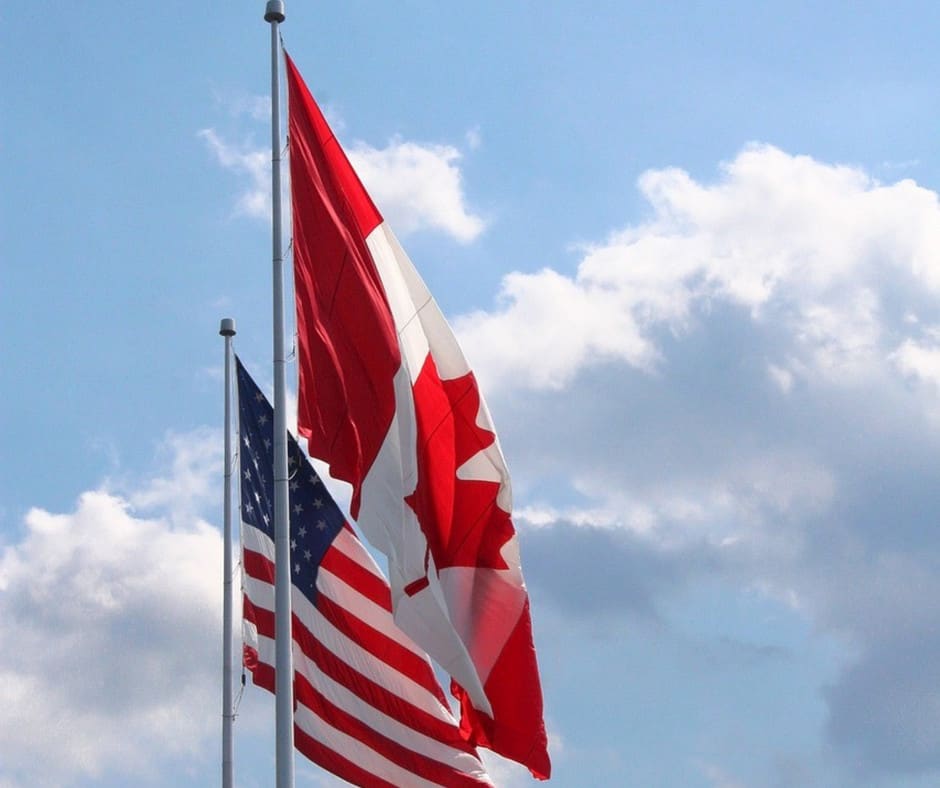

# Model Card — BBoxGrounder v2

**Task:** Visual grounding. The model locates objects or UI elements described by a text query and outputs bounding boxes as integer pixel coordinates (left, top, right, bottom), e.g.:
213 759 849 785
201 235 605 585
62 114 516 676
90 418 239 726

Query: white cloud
467 145 940 780
465 126 483 151
892 332 940 389
124 426 221 523
210 88 271 123
699 762 746 788
198 128 270 220
457 144 940 392
201 126 485 243
0 431 223 785
348 137 484 243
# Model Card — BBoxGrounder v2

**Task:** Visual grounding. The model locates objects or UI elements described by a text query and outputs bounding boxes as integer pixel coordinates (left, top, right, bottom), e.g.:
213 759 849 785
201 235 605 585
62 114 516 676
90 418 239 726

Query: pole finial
264 1 285 23
219 318 237 337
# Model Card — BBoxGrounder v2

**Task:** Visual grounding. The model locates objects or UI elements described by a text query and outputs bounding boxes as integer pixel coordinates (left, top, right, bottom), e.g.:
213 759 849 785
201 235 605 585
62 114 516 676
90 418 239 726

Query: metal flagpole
263 3 294 787
219 317 237 788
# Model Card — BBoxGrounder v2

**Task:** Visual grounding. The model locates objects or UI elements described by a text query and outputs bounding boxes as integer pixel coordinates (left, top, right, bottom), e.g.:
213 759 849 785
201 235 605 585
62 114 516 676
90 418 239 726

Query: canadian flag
286 54 550 779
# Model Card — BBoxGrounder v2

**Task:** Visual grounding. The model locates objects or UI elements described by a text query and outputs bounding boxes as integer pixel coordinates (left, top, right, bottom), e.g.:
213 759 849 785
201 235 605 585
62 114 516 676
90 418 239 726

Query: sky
4 2 940 786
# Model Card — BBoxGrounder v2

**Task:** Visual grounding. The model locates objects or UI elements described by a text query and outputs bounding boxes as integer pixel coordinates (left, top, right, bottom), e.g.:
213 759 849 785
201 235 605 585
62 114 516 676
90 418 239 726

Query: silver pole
263 3 294 788
219 317 237 788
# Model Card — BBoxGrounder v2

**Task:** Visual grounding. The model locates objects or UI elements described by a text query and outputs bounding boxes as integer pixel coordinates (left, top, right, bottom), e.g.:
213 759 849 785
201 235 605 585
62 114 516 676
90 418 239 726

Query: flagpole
219 318 237 788
263 3 294 788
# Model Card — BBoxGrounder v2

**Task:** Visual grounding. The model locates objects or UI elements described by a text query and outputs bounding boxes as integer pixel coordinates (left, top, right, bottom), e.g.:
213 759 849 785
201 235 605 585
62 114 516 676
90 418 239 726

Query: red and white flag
286 54 551 779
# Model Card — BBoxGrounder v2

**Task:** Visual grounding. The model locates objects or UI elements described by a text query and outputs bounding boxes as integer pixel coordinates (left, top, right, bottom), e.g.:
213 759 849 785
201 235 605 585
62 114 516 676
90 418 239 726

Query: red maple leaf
404 356 515 576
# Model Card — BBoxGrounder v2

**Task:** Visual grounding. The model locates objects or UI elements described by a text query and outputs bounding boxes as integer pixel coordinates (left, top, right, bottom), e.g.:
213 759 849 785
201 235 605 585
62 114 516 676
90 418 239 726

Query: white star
258 413 268 425
255 392 264 402
290 480 299 492
243 436 251 448
262 513 270 525
254 491 261 503
294 563 300 574
313 498 323 509
264 438 272 449
304 550 312 561
244 503 254 514
243 469 250 480
290 539 297 550
316 519 327 531
293 503 303 515
298 526 307 537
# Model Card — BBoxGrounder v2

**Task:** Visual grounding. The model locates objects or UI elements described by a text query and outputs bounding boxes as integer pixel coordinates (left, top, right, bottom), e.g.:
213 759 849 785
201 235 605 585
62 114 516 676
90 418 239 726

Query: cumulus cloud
0 430 223 785
466 146 940 781
201 126 484 243
456 144 940 392
348 138 484 242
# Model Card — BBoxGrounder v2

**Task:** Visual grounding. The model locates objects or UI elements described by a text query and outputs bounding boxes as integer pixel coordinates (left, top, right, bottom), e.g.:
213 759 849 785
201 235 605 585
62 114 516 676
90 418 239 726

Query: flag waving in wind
236 357 493 787
286 54 551 779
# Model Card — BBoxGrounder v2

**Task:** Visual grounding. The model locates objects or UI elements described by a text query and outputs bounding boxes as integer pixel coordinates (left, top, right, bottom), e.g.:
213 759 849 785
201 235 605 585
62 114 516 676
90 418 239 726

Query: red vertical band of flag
286 53 551 779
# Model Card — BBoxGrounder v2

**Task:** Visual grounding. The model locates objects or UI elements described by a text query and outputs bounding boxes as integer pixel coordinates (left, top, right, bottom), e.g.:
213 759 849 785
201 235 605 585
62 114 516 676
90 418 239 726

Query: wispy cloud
198 128 271 220
200 125 485 243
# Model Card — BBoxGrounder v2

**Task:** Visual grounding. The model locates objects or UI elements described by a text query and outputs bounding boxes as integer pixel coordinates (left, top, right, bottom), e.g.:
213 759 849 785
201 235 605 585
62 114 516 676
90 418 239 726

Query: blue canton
236 356 345 605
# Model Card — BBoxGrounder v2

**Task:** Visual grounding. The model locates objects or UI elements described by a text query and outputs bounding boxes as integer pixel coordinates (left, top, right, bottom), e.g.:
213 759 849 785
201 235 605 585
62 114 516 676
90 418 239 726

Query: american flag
235 357 492 787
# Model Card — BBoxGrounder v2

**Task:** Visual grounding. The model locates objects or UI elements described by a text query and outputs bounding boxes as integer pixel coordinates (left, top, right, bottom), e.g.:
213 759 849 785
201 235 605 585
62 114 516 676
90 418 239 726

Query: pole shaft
220 319 236 788
267 6 294 788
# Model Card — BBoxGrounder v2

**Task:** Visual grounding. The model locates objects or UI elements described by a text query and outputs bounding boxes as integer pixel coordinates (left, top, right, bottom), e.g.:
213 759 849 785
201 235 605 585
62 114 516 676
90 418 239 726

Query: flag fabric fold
236 357 493 787
285 53 551 779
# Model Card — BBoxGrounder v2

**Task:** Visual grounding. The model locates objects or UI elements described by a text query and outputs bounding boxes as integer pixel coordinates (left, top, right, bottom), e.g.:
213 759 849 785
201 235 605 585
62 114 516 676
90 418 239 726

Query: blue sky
4 2 940 786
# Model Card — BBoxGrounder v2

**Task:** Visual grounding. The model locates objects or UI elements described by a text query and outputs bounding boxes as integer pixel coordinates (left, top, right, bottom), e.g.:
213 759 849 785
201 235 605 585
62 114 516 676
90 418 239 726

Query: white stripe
241 528 433 671
242 572 275 611
242 617 259 652
315 564 427 658
295 584 457 723
241 519 275 562
294 696 465 788
241 570 458 724
331 526 388 579
254 633 492 785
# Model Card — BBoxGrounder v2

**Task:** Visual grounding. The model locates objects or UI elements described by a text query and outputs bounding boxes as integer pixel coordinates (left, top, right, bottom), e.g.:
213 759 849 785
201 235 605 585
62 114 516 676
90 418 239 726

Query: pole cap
219 318 237 337
264 1 285 22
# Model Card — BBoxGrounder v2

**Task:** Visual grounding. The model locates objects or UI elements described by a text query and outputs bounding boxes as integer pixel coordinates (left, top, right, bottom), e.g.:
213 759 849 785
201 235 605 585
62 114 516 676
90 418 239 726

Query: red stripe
291 611 476 753
244 551 466 749
315 591 449 707
251 659 485 787
294 671 488 787
294 722 398 788
320 545 392 611
245 566 445 709
242 593 273 635
249 658 275 693
242 547 274 583
250 662 396 787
